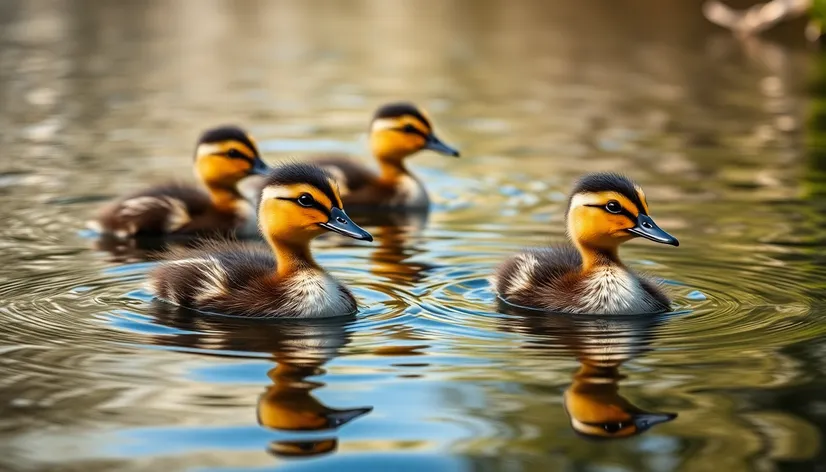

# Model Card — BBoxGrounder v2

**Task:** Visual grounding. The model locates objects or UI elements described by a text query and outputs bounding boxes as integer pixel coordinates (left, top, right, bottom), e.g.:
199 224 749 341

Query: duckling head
258 163 373 245
194 125 270 189
565 364 677 439
369 102 460 163
566 173 678 255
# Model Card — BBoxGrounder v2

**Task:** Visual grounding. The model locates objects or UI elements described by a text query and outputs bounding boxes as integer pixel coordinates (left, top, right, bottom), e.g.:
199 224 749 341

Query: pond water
2 1 826 471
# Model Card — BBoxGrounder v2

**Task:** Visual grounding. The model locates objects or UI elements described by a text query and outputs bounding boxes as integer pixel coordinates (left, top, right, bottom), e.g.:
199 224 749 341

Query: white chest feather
578 266 651 315
391 174 428 208
285 271 355 318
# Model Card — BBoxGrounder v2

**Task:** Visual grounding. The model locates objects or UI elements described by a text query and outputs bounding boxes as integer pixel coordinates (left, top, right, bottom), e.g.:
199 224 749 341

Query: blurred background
1 0 826 471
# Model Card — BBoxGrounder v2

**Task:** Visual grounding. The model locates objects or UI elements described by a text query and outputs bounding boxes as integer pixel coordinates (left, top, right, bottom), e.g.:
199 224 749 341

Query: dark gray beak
633 412 677 431
250 157 271 176
319 207 373 242
326 406 373 428
424 133 460 157
627 214 679 246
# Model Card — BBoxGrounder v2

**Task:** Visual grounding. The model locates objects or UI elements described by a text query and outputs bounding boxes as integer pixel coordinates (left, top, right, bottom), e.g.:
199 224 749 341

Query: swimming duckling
314 102 460 210
492 173 679 315
90 125 269 238
149 163 373 318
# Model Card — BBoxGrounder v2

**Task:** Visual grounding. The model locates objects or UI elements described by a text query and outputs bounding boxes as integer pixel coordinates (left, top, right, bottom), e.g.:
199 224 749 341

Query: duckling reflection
145 303 372 457
500 306 677 439
566 360 677 439
359 211 433 285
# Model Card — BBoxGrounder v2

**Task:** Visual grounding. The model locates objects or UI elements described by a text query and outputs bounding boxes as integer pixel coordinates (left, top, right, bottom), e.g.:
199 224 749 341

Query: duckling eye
402 124 418 133
297 194 315 207
605 201 622 214
603 422 624 433
226 149 245 159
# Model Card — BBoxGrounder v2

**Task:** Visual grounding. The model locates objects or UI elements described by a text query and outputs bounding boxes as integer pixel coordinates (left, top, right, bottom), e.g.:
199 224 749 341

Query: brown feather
93 182 245 237
149 240 358 318
493 246 671 314
245 156 420 209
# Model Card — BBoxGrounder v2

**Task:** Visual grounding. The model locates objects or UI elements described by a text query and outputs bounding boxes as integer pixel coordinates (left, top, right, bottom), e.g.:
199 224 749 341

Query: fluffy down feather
491 246 670 315
92 182 247 238
149 240 358 318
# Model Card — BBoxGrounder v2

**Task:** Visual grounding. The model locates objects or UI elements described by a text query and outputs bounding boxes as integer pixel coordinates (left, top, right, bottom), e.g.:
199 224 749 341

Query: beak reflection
633 412 678 432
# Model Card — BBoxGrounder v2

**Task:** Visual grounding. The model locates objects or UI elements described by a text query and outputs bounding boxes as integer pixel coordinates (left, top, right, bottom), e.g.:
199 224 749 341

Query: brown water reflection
1 0 826 471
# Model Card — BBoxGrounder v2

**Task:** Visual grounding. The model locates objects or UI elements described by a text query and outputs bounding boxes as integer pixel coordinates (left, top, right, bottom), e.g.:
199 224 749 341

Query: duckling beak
627 214 679 246
250 157 271 176
633 412 677 432
320 208 373 242
424 133 460 157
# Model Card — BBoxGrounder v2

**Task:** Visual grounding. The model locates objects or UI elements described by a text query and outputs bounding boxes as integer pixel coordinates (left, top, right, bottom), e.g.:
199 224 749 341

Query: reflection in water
260 364 372 458
147 303 372 459
358 210 432 285
501 307 677 439
565 362 676 440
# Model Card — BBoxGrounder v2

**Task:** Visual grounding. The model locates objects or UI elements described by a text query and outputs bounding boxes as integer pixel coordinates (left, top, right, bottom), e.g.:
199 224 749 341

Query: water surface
1 1 826 471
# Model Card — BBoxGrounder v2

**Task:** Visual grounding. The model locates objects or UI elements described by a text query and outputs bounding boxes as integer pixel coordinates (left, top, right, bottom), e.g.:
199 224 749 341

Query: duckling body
91 126 269 238
310 103 459 210
492 173 678 315
93 182 253 238
313 156 429 209
494 247 669 314
149 163 373 318
152 241 357 318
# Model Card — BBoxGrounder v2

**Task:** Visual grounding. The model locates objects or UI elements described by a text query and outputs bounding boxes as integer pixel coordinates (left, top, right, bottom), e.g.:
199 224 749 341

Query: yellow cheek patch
259 198 326 241
568 203 636 248
196 156 250 182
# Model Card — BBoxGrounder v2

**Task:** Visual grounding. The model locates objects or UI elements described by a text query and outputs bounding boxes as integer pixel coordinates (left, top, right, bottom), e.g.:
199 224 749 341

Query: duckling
90 125 270 238
492 173 679 315
313 102 460 210
149 163 373 318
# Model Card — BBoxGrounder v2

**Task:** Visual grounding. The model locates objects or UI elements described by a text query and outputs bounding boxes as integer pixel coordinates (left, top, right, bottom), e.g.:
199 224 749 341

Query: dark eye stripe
391 125 429 139
585 204 637 221
224 150 254 162
276 197 331 216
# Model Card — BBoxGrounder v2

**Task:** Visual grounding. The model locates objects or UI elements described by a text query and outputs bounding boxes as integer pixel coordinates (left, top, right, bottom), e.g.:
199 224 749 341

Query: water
1 0 826 470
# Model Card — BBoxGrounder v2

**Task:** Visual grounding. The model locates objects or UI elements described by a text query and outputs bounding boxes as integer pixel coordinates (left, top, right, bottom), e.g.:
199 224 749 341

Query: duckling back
91 183 225 238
